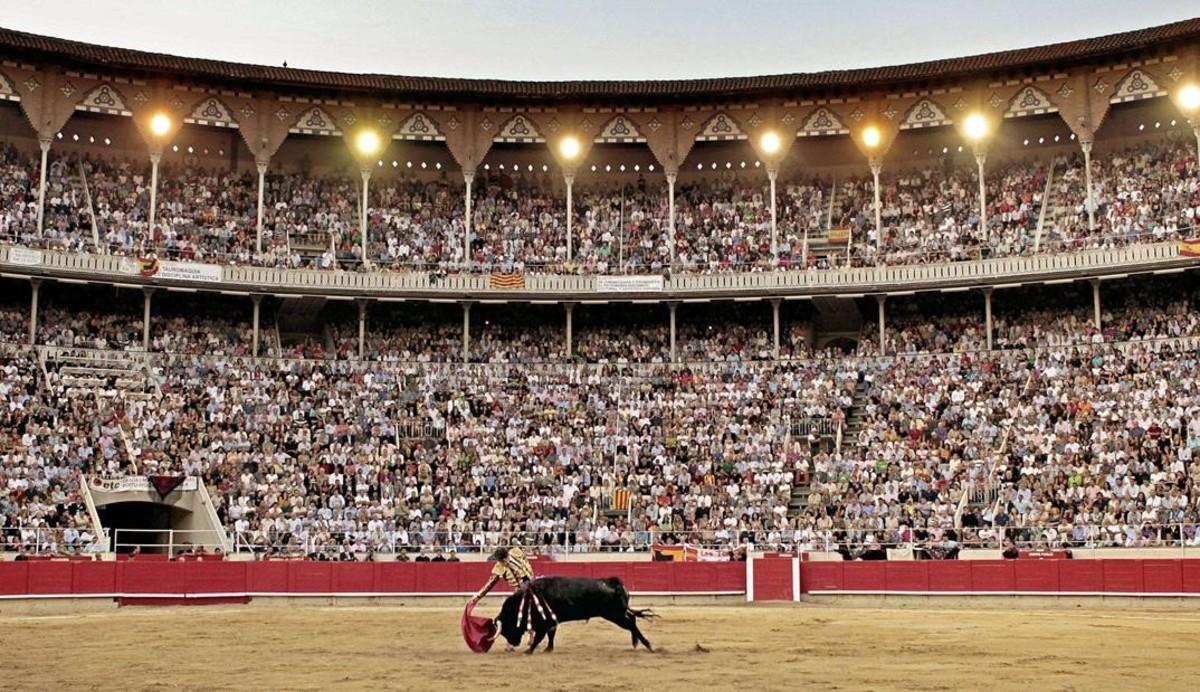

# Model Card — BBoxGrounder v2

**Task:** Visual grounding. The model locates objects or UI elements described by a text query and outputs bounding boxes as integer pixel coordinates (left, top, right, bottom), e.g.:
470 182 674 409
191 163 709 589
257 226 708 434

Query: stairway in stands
42 348 156 400
41 348 157 472
1037 156 1071 252
788 375 871 518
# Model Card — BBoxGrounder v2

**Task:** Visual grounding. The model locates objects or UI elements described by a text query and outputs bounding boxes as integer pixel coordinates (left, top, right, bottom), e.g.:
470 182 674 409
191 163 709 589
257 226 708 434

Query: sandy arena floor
3 602 1200 690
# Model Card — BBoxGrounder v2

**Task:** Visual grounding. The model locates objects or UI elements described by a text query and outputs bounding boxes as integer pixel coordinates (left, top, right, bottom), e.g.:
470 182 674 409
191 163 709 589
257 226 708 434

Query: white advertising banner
595 275 664 292
90 476 199 493
118 258 222 283
8 247 44 266
155 261 223 283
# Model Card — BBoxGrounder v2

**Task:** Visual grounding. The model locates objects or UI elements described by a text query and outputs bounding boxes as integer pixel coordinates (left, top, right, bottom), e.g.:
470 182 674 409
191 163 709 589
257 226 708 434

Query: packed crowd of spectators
831 158 1047 267
0 349 860 557
0 345 106 554
3 127 1200 557
860 274 1200 357
969 338 1200 548
1044 138 1200 254
0 144 37 246
2 134 1195 276
1 272 1199 557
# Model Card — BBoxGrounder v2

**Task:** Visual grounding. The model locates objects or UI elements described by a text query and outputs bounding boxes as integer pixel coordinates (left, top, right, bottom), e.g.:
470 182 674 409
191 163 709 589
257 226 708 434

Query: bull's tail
604 577 658 622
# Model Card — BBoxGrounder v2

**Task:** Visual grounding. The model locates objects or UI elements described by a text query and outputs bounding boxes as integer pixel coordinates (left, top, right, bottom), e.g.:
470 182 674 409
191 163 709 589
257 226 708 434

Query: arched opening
98 501 191 555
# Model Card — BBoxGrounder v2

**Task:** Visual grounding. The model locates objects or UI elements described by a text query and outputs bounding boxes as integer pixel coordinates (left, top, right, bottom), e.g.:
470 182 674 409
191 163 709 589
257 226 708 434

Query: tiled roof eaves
0 18 1196 100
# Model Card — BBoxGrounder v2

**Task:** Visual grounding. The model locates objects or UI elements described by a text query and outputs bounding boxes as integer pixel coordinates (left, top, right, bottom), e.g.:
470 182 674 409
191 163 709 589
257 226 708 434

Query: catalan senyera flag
489 271 525 289
612 488 631 511
1180 239 1200 257
827 228 852 245
138 256 160 277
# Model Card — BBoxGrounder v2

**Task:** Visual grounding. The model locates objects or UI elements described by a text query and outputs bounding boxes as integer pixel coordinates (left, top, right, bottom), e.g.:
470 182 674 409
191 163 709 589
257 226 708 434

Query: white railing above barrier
224 524 1200 558
0 240 1191 300
110 528 229 558
0 526 105 555
6 523 1200 558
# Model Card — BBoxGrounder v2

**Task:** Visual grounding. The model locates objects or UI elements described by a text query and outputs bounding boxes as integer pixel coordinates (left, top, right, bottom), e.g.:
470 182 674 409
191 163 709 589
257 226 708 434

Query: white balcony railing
0 241 1191 299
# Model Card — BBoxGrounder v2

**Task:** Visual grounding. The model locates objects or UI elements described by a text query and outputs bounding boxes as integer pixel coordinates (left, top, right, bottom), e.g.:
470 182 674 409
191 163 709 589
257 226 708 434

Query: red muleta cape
461 601 498 653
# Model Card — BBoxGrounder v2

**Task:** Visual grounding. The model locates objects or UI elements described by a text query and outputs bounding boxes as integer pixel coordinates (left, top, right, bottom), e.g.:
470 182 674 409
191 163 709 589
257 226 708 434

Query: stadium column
564 302 575 358
461 302 472 363
666 171 677 267
360 169 371 266
565 173 575 263
142 287 154 350
973 149 987 245
356 299 368 360
463 171 474 267
771 298 781 360
868 156 883 251
1091 279 1102 330
875 294 886 354
250 294 262 357
983 288 993 351
36 137 50 237
768 167 779 263
255 161 268 254
28 278 40 345
668 301 678 362
1192 124 1200 177
148 152 162 233
1080 140 1096 232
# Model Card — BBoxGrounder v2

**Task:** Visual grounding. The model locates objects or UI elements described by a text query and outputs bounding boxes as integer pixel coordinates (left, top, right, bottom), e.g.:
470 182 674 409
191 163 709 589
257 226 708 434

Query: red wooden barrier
0 559 748 599
13 558 1200 601
800 559 1200 596
750 557 793 601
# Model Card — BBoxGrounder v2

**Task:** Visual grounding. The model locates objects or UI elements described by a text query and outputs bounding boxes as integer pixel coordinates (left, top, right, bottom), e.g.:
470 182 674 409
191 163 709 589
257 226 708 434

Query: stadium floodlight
356 129 381 156
559 135 581 160
963 113 989 142
862 125 882 148
149 113 172 137
760 131 782 155
1179 84 1200 113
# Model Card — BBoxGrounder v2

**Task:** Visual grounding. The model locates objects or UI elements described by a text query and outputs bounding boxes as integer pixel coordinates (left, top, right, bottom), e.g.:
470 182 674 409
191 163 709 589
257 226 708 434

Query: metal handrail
224 524 1200 557
0 526 106 555
7 331 1200 371
109 528 229 558
4 523 1199 557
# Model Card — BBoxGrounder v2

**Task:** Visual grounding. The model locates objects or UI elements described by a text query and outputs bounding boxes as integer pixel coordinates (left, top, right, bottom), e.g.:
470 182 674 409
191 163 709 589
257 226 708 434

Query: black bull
495 576 655 654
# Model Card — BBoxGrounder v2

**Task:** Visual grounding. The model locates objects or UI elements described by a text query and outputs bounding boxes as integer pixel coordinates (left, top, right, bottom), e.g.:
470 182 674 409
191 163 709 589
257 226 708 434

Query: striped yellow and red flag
611 488 631 511
827 228 852 244
489 272 525 289
651 544 687 561
1180 239 1200 257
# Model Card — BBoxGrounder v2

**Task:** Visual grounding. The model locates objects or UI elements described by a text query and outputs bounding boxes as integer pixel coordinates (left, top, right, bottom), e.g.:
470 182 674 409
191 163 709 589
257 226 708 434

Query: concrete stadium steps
289 230 331 254
840 378 870 445
43 350 158 405
788 377 869 517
